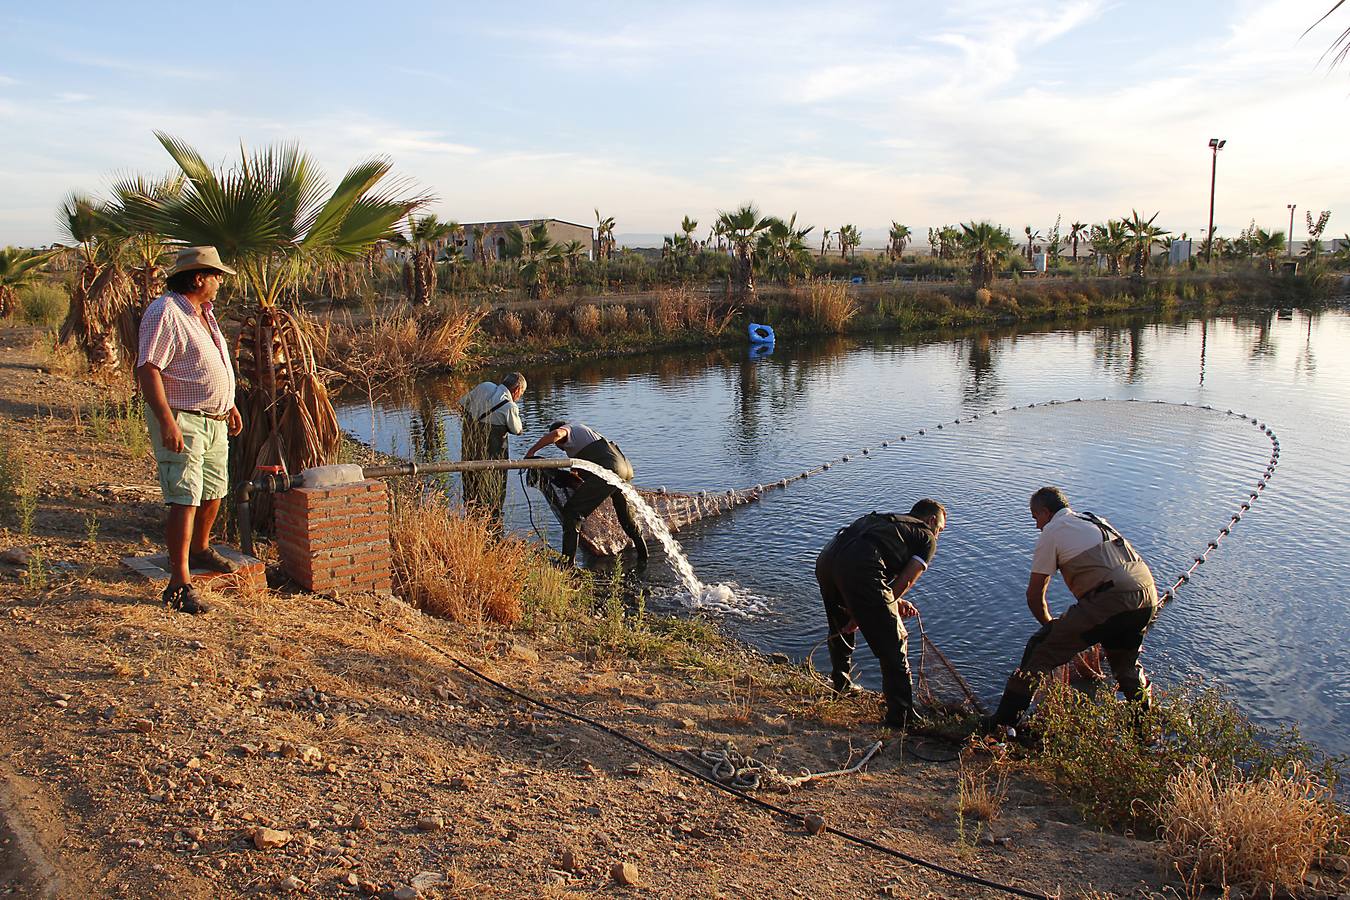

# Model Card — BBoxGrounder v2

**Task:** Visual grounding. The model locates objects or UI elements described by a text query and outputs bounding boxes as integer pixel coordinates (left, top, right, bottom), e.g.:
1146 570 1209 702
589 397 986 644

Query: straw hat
166 246 237 277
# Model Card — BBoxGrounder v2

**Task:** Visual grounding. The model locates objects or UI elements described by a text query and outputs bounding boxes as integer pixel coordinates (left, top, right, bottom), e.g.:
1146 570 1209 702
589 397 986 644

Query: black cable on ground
319 592 1051 900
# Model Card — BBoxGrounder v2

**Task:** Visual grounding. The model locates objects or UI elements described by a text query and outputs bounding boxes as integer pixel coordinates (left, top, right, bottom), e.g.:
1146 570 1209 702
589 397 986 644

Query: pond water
336 307 1350 757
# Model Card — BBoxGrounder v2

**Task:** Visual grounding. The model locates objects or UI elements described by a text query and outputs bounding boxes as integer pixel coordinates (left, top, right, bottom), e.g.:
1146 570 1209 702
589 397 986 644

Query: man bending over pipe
459 372 526 528
524 421 648 564
135 247 244 614
986 486 1159 731
815 500 946 729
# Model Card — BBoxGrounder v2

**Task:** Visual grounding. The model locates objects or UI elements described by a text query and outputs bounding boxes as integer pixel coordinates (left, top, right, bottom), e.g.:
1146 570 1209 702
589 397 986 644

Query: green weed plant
17 283 69 328
1031 678 1342 833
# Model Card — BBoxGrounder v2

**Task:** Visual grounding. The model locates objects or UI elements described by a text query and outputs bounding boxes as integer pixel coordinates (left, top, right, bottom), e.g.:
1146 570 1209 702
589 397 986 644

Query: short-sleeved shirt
857 513 938 579
136 292 236 415
1031 507 1106 578
557 422 604 456
460 381 523 435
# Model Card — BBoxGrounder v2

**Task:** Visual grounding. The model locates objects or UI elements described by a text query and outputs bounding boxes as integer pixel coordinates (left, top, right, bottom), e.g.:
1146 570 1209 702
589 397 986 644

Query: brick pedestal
275 480 392 594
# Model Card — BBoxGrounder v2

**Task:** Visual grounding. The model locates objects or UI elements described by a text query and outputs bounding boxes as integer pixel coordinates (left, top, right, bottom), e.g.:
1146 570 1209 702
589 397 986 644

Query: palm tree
1022 226 1042 263
716 204 772 299
1090 220 1129 275
392 214 454 305
138 132 429 488
819 227 832 259
1253 229 1286 271
504 222 558 299
594 209 616 261
837 224 861 259
1306 2 1349 70
56 192 135 369
1122 210 1169 279
1068 221 1088 262
0 247 56 318
887 222 912 260
754 213 814 284
960 221 1013 288
680 215 698 245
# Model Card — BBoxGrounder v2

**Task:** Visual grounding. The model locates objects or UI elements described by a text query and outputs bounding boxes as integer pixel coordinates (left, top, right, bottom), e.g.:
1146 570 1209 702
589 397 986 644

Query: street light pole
1287 203 1296 257
1206 138 1226 264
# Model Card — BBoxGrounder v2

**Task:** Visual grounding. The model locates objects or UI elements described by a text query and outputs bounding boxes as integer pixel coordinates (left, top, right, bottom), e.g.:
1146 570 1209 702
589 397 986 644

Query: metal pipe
235 458 575 557
362 458 574 479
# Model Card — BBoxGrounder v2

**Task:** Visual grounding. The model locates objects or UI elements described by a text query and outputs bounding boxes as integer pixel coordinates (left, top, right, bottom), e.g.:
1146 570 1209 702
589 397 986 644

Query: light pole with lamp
1206 138 1225 263
1287 203 1296 257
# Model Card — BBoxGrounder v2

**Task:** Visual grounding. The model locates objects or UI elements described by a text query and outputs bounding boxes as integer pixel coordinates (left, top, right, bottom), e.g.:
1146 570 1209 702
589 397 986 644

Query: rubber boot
881 677 926 730
827 635 858 695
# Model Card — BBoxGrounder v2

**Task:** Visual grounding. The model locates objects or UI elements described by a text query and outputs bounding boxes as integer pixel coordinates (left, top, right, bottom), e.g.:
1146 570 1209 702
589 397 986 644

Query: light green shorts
145 406 230 507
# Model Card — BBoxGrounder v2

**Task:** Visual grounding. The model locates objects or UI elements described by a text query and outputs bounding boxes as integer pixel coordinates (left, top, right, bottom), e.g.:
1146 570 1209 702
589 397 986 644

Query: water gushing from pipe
568 459 742 609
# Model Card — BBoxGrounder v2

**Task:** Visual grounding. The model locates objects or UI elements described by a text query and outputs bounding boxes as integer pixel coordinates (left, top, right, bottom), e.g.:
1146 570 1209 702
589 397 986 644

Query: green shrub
1032 678 1342 833
18 283 68 328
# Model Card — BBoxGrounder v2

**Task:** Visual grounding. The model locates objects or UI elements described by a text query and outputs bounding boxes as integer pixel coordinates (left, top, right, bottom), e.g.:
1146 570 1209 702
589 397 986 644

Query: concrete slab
121 544 265 592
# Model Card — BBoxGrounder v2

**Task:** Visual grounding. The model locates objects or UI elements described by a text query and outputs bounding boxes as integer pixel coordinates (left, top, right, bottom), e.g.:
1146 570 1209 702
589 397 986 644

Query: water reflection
1093 319 1150 383
963 333 1002 402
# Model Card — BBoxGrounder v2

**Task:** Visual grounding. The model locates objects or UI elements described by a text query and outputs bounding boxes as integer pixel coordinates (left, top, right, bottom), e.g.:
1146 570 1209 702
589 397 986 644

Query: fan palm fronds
0 247 57 318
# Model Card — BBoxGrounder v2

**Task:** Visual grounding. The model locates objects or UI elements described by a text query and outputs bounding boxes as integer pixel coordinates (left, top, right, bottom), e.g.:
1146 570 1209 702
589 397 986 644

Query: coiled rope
686 740 884 792
314 592 1051 899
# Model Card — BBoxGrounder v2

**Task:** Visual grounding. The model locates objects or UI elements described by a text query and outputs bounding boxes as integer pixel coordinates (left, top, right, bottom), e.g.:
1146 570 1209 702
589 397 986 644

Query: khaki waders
992 516 1159 726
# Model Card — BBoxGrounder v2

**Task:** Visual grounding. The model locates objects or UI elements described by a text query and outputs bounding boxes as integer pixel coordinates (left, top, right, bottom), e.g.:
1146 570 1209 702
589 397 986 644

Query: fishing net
526 468 764 556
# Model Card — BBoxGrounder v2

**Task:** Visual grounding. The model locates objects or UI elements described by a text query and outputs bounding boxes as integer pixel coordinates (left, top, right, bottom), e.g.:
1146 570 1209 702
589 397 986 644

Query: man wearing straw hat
135 246 243 614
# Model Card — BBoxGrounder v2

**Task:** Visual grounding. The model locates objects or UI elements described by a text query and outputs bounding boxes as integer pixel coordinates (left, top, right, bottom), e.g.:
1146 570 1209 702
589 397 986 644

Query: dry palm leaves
60 261 135 370
229 306 342 528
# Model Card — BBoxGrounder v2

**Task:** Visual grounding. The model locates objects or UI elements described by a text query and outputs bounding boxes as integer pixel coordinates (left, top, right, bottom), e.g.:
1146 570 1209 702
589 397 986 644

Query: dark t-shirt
853 513 938 578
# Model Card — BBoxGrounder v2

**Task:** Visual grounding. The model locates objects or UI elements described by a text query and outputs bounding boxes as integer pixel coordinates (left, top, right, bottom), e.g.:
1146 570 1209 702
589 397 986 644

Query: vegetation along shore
0 133 1348 898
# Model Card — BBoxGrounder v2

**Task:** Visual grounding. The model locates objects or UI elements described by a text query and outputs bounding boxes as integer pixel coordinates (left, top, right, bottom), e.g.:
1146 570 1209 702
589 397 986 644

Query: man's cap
166 246 237 277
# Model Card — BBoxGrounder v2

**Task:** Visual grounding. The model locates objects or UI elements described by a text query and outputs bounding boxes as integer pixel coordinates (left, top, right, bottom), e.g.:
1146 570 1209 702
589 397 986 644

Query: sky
1 0 1347 247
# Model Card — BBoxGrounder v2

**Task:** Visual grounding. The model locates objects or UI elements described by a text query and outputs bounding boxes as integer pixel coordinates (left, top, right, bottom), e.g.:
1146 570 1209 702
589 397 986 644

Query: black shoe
883 706 929 731
977 715 1008 738
830 672 863 696
163 583 209 615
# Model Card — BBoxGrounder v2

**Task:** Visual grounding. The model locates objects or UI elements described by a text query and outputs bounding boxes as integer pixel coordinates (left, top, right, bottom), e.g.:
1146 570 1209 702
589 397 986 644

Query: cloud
55 53 215 81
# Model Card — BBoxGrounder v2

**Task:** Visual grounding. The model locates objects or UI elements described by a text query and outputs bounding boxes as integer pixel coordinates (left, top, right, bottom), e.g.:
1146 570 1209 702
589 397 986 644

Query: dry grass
32 331 89 377
389 492 532 626
650 288 690 333
958 746 1010 824
600 304 628 332
498 310 523 340
529 308 555 337
1154 760 1339 897
572 304 600 338
804 281 859 333
313 305 483 384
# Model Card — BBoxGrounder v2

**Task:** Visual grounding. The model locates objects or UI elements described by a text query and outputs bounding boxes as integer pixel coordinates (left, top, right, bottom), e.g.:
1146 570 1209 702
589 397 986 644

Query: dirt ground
0 325 1191 899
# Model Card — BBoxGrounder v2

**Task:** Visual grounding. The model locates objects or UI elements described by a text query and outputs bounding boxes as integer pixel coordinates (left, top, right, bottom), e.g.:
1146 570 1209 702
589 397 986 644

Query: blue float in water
748 322 776 344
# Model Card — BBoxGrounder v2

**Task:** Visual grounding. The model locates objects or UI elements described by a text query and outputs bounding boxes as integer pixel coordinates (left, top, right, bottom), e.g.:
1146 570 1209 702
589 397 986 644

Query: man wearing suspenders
458 373 526 527
524 421 648 564
815 500 947 729
988 486 1160 730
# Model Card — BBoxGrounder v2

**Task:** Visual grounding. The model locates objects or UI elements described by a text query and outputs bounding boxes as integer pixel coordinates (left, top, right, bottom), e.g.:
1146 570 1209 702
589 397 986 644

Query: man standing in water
524 421 648 564
986 487 1160 730
459 372 526 527
136 247 243 614
815 500 947 729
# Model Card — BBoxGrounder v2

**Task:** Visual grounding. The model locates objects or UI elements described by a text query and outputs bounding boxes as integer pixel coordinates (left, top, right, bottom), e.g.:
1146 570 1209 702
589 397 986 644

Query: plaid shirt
136 292 236 415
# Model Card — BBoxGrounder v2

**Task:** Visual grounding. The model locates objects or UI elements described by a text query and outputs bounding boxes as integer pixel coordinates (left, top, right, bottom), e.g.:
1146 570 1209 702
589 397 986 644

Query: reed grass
803 281 859 333
572 304 600 339
315 305 482 385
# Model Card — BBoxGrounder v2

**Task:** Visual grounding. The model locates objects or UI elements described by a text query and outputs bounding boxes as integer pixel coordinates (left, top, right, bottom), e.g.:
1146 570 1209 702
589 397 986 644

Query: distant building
449 219 596 262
